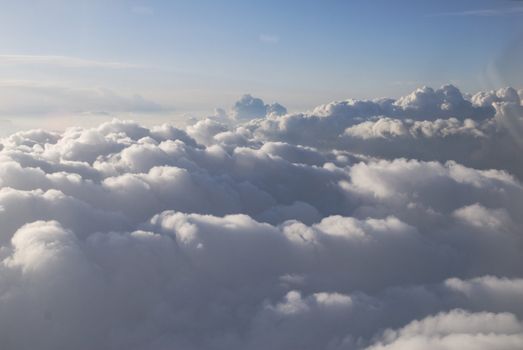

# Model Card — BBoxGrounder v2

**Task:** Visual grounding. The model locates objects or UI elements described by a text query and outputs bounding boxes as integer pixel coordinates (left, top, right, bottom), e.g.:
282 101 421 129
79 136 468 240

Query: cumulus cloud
242 85 523 179
366 310 523 350
0 84 522 349
231 94 287 120
310 85 494 121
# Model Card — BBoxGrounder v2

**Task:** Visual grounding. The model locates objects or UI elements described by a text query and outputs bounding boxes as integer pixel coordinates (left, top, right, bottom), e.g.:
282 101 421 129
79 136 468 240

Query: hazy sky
0 0 522 126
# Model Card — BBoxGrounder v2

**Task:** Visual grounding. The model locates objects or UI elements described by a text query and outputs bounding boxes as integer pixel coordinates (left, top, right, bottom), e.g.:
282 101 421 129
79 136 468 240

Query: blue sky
0 0 522 128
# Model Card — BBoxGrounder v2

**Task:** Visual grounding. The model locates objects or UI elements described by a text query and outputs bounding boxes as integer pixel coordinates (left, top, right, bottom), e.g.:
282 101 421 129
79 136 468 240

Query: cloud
431 6 523 17
242 85 523 179
0 54 144 69
0 81 168 115
310 85 494 120
366 310 523 350
231 94 287 120
232 94 268 120
0 85 522 349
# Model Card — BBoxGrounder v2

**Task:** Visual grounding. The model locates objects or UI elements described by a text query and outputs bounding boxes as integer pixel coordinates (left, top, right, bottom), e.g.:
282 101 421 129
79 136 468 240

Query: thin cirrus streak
0 54 144 69
0 84 522 349
429 6 523 16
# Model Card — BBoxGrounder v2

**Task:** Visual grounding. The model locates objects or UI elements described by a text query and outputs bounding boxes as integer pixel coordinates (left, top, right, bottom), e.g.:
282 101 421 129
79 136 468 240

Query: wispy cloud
259 34 280 44
431 6 523 17
0 54 144 69
0 79 169 115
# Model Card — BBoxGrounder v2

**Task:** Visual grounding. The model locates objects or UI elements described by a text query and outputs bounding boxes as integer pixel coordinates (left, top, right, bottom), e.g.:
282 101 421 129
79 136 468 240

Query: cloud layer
0 85 522 349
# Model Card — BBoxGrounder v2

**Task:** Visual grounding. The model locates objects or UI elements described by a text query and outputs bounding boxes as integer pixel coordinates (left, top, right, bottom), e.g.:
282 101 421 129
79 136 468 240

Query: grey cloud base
0 85 522 349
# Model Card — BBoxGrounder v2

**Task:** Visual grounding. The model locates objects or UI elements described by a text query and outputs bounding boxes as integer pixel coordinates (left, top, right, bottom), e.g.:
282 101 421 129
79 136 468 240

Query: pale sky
0 0 522 131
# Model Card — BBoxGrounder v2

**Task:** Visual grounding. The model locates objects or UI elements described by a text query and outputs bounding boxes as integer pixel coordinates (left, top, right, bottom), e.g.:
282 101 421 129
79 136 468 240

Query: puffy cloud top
0 84 522 349
312 85 495 121
232 94 287 120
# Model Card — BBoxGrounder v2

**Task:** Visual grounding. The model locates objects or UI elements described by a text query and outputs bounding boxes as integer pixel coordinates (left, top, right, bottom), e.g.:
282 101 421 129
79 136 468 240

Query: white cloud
245 85 523 179
231 94 287 121
0 85 522 349
366 310 523 350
